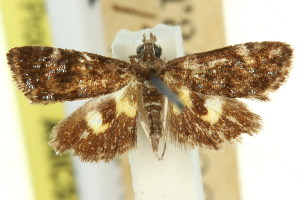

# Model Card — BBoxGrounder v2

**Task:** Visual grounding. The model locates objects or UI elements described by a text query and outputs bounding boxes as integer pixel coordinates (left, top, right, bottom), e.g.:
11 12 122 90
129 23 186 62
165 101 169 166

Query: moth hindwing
7 34 293 162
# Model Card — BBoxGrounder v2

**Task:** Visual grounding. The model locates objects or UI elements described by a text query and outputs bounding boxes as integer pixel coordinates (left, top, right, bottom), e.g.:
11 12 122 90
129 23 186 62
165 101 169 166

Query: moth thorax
138 60 163 79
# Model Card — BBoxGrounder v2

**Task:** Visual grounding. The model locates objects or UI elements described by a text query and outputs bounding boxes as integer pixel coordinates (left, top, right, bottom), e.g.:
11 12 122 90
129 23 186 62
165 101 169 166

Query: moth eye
154 44 162 58
136 44 145 55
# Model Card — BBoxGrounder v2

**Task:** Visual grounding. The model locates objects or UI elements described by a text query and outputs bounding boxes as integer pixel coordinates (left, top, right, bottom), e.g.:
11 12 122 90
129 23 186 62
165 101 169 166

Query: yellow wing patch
86 110 109 135
116 99 136 117
201 97 223 125
115 82 138 118
173 87 193 115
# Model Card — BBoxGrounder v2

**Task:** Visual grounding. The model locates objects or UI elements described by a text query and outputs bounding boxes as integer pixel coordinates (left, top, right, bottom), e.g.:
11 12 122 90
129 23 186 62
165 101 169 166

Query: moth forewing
7 46 134 104
162 42 293 101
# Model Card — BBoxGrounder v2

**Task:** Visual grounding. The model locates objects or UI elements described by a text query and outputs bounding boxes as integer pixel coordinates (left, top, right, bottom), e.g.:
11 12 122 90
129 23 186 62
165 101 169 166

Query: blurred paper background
0 0 299 200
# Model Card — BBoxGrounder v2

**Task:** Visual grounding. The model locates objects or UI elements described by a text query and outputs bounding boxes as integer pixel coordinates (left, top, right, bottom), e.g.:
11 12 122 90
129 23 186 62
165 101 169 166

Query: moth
7 33 293 162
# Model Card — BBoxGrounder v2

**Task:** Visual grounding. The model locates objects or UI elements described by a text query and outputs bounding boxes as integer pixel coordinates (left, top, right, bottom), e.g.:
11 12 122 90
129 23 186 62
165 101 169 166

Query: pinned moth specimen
7 33 293 162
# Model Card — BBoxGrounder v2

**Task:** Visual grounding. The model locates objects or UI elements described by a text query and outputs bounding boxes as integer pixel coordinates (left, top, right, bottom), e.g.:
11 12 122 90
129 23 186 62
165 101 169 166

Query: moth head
137 33 162 58
136 43 162 58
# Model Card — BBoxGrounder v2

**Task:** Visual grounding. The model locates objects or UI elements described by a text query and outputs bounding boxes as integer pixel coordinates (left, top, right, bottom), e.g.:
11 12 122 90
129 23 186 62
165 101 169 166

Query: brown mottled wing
168 88 261 149
7 46 134 103
49 81 138 162
162 42 293 100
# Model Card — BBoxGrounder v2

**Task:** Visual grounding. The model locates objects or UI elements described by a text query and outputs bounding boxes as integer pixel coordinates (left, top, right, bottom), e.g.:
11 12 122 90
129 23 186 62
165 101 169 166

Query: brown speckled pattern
7 36 293 162
162 42 292 101
7 46 133 104
162 42 292 149
49 82 138 162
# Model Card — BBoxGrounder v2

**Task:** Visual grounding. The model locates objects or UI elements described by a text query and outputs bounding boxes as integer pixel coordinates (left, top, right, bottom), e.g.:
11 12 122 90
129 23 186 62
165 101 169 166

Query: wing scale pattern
7 39 293 162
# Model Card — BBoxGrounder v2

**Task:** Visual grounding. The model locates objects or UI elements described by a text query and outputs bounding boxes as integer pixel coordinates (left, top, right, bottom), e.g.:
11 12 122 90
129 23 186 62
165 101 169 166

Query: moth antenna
142 34 146 43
